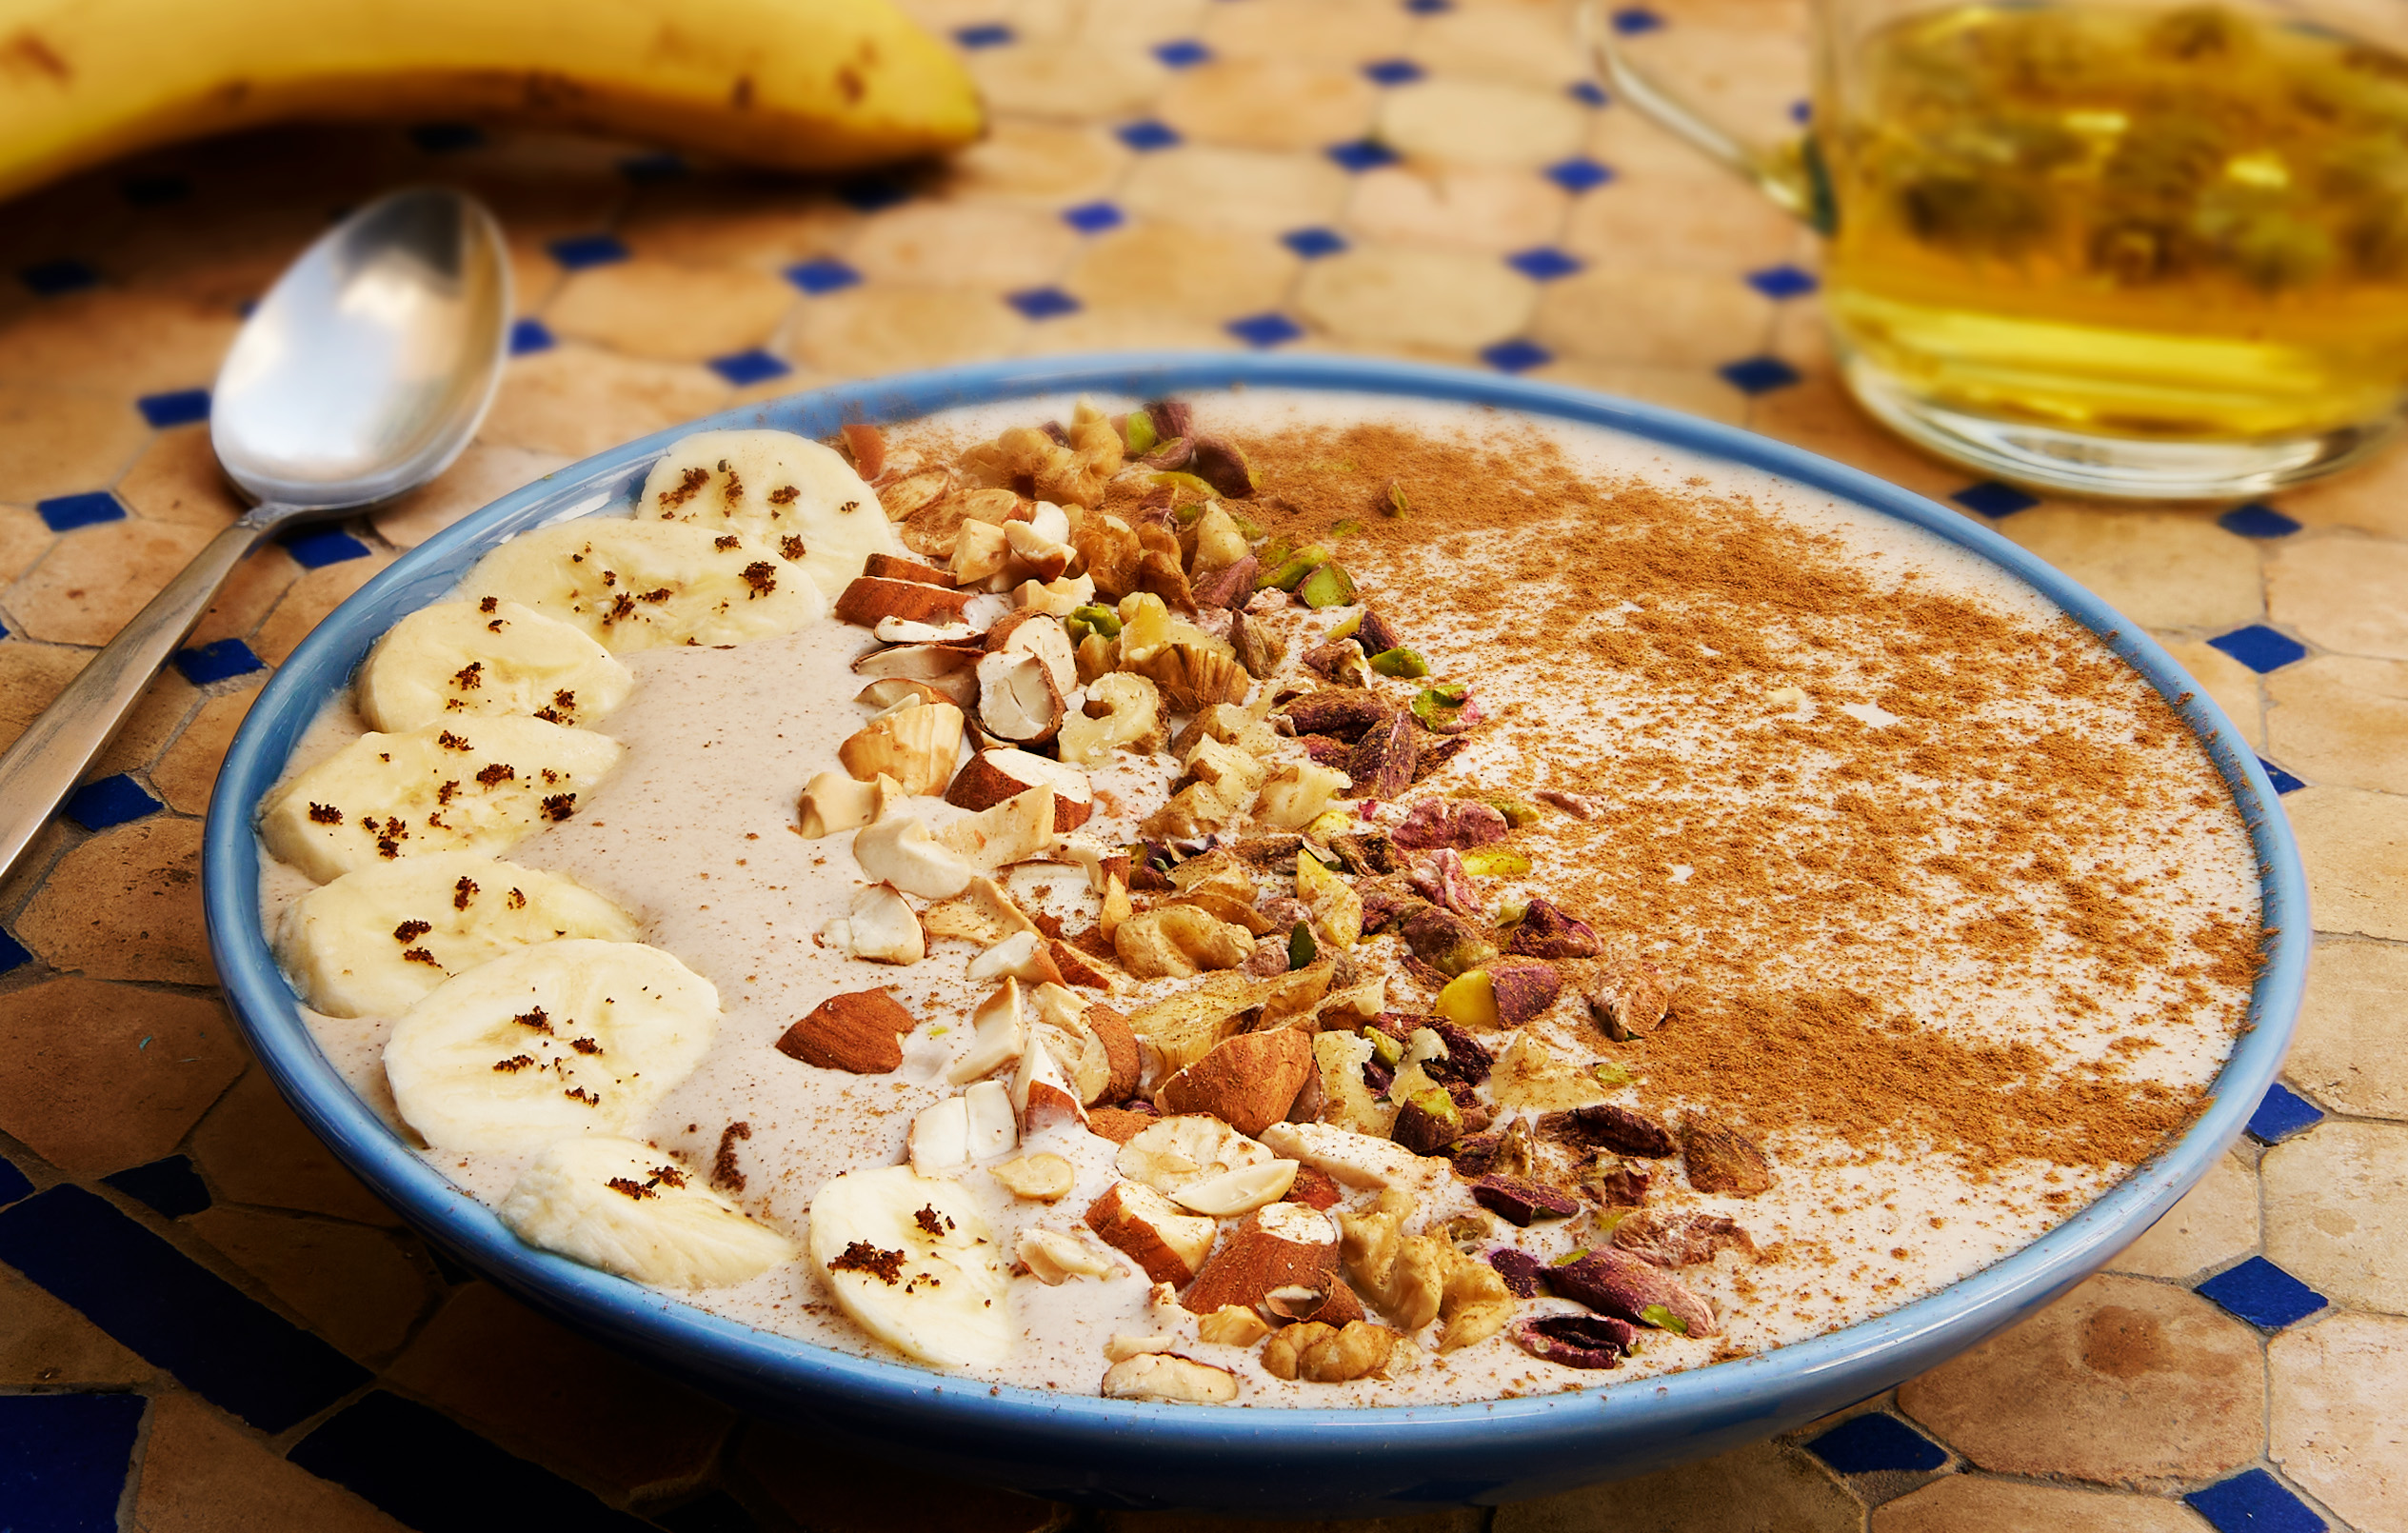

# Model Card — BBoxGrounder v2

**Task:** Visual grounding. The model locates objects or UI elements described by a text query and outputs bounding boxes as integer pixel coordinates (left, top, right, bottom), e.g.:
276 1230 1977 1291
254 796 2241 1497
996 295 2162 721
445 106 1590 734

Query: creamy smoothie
256 391 2261 1405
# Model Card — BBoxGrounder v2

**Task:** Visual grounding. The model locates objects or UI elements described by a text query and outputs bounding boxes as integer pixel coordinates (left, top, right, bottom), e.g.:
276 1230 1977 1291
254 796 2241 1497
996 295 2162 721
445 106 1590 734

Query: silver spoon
0 187 510 879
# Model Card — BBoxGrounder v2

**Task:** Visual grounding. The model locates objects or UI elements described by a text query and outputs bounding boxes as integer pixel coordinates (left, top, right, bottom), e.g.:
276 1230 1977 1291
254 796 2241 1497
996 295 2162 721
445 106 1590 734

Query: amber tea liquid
1821 3 2408 449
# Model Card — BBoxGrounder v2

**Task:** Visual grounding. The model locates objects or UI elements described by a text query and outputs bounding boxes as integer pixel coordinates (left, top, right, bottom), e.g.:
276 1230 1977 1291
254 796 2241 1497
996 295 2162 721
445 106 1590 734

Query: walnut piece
1260 1320 1399 1383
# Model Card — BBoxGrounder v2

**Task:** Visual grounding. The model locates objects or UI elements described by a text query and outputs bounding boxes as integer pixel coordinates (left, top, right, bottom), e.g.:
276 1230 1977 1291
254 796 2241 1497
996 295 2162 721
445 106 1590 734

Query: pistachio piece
1682 1114 1775 1197
1400 904 1497 978
1581 1155 1653 1208
1345 709 1419 801
1545 1247 1718 1338
1368 647 1429 679
1612 1210 1758 1269
1552 1104 1676 1158
1391 1086 1463 1155
1486 1246 1546 1298
1276 687 1387 741
1459 848 1530 877
1509 1313 1638 1370
1504 898 1602 959
1407 847 1480 914
1389 798 1510 851
1295 562 1358 609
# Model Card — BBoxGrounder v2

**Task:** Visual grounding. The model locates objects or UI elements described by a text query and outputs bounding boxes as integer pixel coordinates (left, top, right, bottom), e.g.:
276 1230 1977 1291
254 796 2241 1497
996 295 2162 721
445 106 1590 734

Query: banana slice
383 938 718 1152
357 599 633 733
498 1136 795 1288
465 517 826 653
258 716 624 884
275 851 640 1019
638 429 901 602
807 1164 1011 1367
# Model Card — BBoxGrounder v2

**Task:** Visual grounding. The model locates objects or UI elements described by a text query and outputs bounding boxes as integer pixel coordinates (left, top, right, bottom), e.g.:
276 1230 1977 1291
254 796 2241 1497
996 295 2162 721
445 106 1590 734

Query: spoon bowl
0 186 510 881
215 188 510 508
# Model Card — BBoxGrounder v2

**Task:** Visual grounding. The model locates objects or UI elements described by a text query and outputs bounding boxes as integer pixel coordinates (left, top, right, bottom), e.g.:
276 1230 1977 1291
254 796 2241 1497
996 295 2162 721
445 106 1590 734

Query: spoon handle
0 516 271 882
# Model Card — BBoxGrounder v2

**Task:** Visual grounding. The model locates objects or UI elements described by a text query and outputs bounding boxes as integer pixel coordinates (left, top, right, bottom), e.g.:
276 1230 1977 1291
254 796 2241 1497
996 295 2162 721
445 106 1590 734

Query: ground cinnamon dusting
1233 420 2261 1175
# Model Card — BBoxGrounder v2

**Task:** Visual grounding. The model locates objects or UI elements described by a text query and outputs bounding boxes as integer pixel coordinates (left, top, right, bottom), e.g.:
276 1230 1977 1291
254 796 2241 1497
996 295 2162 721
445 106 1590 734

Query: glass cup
1587 0 2408 500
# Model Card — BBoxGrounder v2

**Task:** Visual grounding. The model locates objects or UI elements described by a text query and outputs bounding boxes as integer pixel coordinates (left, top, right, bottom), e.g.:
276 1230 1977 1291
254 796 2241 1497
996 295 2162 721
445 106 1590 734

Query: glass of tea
1589 0 2408 500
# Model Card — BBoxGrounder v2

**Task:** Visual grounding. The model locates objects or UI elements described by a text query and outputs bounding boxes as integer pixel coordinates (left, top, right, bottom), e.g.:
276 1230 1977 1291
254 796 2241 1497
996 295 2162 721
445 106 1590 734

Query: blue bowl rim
203 350 2309 1466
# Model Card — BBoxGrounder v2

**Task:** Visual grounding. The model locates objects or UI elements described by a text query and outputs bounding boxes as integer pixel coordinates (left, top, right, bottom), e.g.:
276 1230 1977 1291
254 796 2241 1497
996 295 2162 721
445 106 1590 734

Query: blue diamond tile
1226 312 1304 348
0 1185 368 1431
2247 1082 2325 1143
2208 624 2308 674
835 175 913 212
1569 80 1610 107
707 349 792 387
0 929 30 977
1720 355 1803 395
1952 480 2040 518
1612 5 1664 31
1116 119 1184 152
2197 1256 2328 1330
1506 247 1583 281
547 233 631 270
103 1155 211 1219
1545 156 1616 192
508 317 555 355
2219 502 2302 538
64 775 162 831
1326 139 1400 172
137 388 210 428
1006 287 1082 320
1153 38 1211 68
1404 0 1452 12
617 151 687 182
2260 758 2307 794
407 122 485 153
173 638 265 686
0 1394 147 1533
1062 201 1125 234
121 173 192 207
281 527 371 568
22 257 102 296
1283 227 1349 259
36 491 127 531
0 1153 28 1207
1804 1412 1948 1474
953 21 1013 47
1363 57 1425 86
1482 339 1554 373
2186 1469 2326 1533
291 1391 655 1533
786 257 863 296
1790 97 1813 124
1746 263 1820 299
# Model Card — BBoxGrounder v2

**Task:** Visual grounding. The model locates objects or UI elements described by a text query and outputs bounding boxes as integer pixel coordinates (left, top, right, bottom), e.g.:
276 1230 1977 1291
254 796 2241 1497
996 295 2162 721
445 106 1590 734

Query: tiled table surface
2 0 2405 1527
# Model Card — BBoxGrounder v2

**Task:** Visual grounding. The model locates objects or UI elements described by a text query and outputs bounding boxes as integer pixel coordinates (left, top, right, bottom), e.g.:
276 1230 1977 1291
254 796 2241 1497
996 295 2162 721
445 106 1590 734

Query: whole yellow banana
0 0 983 201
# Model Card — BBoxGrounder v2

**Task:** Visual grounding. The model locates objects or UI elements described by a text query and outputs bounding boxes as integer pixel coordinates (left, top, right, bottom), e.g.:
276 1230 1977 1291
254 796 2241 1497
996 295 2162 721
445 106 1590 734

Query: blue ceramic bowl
203 353 2308 1516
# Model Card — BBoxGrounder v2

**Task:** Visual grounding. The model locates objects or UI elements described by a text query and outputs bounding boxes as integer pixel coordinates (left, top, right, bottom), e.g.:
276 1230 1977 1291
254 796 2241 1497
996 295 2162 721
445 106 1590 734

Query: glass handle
1579 2 1829 231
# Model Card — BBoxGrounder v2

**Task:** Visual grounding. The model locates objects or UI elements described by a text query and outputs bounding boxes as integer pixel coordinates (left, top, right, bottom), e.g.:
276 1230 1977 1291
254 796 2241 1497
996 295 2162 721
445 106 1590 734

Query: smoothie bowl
202 352 2308 1515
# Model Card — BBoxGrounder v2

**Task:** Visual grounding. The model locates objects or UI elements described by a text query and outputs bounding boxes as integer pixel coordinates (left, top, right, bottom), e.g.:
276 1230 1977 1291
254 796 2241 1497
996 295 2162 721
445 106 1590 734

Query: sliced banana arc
639 428 900 602
259 716 625 885
807 1164 1011 1368
498 1136 795 1289
274 851 640 1019
357 599 633 733
466 517 826 653
384 938 719 1152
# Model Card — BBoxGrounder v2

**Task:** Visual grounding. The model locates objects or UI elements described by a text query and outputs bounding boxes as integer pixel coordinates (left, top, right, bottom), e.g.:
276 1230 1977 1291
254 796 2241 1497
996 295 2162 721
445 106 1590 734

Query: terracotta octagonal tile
2285 938 2408 1121
1377 78 1589 168
0 1261 153 1388
545 259 799 366
189 1069 401 1226
115 426 244 528
1068 221 1299 321
2268 534 2408 661
941 120 1132 207
477 343 729 461
7 516 218 647
2282 786 2408 941
0 385 153 505
187 1206 431 1360
1297 246 1536 352
15 819 217 986
387 1282 734 1503
150 681 262 818
132 1391 407 1533
0 977 245 1173
1160 56 1379 154
1997 509 2262 633
0 643 102 757
1494 1441 1857 1533
2269 1308 2408 1532
2106 1149 2259 1283
1895 1273 2262 1487
2263 655 2408 795
1345 165 1569 257
370 443 567 550
1871 1475 2209 1532
846 201 1085 293
2263 1119 2408 1315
